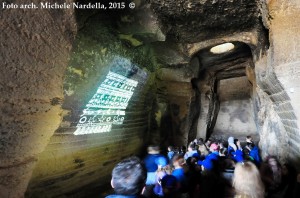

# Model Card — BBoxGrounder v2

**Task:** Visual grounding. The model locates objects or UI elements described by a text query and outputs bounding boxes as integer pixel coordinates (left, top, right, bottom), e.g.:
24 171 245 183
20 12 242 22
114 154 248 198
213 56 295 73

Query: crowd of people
105 136 300 198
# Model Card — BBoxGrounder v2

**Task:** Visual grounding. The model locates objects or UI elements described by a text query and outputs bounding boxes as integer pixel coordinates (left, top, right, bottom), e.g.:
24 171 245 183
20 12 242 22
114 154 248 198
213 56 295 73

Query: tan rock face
266 1 300 165
1 0 300 197
213 77 257 139
149 0 260 42
0 0 77 197
26 11 158 197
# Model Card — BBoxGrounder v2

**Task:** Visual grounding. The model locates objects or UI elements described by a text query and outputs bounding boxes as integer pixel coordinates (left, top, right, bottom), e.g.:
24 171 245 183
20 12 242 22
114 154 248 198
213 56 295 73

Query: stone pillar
0 1 76 197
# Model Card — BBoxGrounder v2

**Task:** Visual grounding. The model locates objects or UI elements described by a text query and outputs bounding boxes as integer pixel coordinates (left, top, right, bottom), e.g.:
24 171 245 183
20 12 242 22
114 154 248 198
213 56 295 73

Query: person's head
234 138 240 146
180 145 186 153
266 156 281 172
218 142 225 149
168 146 174 152
198 138 204 144
148 145 160 154
228 136 234 144
172 154 185 168
188 143 196 151
209 143 219 152
219 147 227 156
266 156 280 167
266 156 282 182
246 135 253 143
233 162 264 198
111 156 146 196
205 138 212 146
248 143 255 150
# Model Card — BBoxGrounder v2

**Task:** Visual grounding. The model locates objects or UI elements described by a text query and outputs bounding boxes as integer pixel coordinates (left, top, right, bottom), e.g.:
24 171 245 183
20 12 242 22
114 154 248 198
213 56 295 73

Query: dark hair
198 138 204 143
112 156 146 195
172 154 185 166
180 146 186 151
249 143 255 150
219 147 228 155
234 138 239 145
188 143 196 150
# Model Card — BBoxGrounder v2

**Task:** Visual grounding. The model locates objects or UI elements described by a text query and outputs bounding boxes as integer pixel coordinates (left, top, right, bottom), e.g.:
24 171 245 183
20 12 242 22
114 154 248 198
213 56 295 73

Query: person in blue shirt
206 143 219 161
161 175 179 198
197 143 219 166
106 156 146 198
227 136 237 159
143 145 168 197
172 154 188 193
184 143 198 160
143 146 168 185
232 149 244 163
167 146 175 161
248 143 261 165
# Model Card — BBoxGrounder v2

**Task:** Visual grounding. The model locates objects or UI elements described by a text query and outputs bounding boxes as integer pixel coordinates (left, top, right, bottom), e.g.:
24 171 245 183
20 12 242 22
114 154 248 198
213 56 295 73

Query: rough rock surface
26 10 157 197
0 0 77 197
149 0 260 42
1 0 300 197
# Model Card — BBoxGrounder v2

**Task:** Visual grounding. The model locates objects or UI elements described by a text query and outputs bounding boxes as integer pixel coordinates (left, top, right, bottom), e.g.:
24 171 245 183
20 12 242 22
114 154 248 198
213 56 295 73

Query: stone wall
213 76 257 140
253 0 300 166
0 1 77 197
25 14 157 197
214 100 257 140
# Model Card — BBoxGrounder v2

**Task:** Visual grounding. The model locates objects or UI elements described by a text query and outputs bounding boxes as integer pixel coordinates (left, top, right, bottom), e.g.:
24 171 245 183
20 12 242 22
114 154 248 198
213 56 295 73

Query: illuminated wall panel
74 71 138 135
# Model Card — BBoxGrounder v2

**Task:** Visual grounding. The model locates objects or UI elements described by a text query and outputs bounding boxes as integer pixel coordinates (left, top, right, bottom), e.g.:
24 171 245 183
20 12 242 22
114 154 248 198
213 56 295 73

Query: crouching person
106 156 147 198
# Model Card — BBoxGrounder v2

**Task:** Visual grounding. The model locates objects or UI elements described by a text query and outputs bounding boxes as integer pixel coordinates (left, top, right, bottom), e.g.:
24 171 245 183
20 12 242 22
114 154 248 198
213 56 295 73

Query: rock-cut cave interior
1 0 300 197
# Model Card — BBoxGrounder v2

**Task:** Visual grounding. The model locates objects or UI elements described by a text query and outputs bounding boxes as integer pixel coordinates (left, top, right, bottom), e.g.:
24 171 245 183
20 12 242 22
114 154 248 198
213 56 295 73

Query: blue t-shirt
172 168 187 192
206 152 219 161
144 154 167 172
167 151 175 161
184 150 198 160
250 146 261 164
227 146 235 158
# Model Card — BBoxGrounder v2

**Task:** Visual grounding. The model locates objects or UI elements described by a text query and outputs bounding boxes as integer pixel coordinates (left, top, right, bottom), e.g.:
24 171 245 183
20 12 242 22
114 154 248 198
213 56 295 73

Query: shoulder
172 168 184 175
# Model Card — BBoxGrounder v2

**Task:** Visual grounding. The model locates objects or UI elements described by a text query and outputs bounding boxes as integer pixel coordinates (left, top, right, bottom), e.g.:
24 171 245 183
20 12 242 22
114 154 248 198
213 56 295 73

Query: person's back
167 146 175 161
172 154 188 193
198 159 225 198
161 175 180 198
106 156 146 198
144 154 163 172
144 146 167 185
249 145 261 165
228 136 237 159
